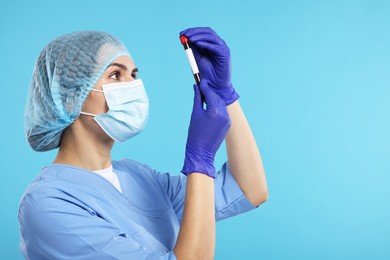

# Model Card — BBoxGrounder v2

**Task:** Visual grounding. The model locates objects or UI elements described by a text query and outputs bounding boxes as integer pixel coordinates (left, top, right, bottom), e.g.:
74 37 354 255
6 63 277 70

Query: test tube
180 35 201 85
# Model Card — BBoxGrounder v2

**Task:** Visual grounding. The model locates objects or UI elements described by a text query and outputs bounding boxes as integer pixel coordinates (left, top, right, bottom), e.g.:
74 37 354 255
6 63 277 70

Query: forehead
109 55 135 69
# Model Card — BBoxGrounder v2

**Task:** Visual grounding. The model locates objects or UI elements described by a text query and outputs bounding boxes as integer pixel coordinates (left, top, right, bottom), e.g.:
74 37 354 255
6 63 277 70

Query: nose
124 74 136 82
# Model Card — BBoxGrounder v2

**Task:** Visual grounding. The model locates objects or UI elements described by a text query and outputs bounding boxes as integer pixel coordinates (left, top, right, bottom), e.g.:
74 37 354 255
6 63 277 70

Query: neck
53 120 114 171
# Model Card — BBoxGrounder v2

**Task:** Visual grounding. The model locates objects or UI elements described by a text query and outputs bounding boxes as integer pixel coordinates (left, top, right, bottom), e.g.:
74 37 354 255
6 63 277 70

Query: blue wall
1 0 389 259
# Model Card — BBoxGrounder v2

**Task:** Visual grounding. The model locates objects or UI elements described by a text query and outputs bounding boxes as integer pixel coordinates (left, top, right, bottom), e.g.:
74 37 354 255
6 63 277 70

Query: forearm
225 101 268 206
174 173 215 260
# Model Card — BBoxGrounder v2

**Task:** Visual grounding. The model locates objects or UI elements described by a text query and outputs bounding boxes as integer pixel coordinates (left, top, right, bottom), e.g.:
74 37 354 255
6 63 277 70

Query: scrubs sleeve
152 161 256 223
18 190 177 260
151 169 187 223
214 162 256 221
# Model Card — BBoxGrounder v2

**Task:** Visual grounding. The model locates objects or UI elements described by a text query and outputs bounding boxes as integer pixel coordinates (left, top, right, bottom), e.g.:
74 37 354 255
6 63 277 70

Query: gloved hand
181 79 231 178
180 27 239 105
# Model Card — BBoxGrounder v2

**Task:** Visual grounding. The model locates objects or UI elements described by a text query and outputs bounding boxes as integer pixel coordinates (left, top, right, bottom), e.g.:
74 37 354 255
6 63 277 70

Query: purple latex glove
180 27 239 105
181 79 231 178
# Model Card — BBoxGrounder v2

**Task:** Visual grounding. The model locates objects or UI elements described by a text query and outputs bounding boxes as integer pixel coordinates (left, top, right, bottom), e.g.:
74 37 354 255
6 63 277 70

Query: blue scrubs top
18 159 255 259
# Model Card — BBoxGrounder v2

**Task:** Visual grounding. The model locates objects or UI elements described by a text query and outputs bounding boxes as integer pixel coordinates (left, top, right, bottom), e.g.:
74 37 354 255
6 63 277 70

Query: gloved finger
189 44 210 65
180 27 218 38
181 28 226 48
194 41 229 58
187 33 226 46
192 83 203 112
188 44 217 67
198 79 224 109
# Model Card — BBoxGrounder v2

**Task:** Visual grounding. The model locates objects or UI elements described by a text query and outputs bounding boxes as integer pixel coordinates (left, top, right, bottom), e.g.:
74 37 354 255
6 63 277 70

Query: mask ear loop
80 111 97 117
80 88 105 117
90 88 104 93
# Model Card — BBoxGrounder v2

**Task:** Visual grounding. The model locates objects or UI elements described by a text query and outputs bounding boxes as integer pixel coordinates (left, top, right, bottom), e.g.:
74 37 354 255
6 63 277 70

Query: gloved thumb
198 79 223 108
192 83 203 112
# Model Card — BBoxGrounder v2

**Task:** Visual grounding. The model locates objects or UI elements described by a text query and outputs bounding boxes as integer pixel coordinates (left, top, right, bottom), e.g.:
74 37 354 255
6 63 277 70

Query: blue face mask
81 79 149 142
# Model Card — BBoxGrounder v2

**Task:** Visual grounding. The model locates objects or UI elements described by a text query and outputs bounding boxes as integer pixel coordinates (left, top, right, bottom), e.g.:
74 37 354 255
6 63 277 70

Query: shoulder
19 174 68 232
18 164 97 218
19 166 63 203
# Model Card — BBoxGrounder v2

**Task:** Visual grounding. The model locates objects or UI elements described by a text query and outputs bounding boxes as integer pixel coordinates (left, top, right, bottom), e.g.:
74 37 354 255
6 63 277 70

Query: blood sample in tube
180 35 201 84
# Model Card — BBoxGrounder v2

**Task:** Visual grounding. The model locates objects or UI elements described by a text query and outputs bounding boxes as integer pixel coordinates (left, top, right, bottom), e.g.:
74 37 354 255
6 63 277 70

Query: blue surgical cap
25 31 131 151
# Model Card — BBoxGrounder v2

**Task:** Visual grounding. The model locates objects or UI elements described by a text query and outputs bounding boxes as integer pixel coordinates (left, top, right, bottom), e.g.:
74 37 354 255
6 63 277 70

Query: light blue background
1 0 389 259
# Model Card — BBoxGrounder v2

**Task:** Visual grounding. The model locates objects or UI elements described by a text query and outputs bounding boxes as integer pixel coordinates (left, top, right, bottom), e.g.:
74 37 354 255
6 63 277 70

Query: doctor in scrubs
19 27 268 259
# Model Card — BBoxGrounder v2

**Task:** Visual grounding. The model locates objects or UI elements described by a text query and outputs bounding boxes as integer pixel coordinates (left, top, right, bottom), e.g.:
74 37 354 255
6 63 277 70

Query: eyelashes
109 71 120 80
109 70 137 80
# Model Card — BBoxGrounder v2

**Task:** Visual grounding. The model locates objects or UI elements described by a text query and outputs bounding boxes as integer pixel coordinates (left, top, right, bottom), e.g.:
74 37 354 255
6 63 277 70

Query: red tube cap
180 35 188 44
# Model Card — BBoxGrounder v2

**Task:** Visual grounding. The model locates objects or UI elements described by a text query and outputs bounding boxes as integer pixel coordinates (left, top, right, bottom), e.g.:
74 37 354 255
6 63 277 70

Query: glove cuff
215 83 240 105
181 148 216 178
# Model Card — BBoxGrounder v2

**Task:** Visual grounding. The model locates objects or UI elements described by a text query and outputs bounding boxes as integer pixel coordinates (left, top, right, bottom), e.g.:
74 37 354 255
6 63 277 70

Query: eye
131 73 137 79
109 71 120 80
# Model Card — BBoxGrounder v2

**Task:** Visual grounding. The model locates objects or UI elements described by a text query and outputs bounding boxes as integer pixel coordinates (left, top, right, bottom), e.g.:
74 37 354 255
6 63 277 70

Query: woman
19 27 268 259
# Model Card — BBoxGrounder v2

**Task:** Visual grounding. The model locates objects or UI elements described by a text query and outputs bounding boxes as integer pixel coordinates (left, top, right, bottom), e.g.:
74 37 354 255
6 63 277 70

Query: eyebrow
107 63 139 74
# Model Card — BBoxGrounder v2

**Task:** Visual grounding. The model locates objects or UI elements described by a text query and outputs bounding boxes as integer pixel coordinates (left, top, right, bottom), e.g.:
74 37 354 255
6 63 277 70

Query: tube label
185 48 200 74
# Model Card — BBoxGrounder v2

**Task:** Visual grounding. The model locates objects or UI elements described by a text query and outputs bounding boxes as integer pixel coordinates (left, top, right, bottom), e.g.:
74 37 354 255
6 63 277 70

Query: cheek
82 93 108 114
